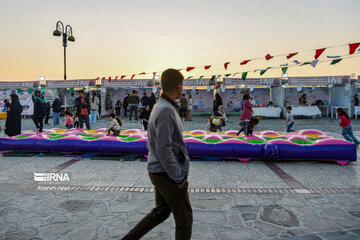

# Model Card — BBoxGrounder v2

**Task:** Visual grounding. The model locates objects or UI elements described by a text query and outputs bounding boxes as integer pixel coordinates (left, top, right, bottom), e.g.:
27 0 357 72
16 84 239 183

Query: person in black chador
5 94 23 136
32 90 46 133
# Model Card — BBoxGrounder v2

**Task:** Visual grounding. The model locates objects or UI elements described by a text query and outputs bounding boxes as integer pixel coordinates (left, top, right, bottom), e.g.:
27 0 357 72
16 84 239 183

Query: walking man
122 69 192 240
75 90 91 129
128 90 140 121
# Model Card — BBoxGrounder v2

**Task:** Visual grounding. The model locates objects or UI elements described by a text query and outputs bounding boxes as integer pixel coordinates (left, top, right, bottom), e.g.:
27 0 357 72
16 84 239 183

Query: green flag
69 88 74 93
27 88 33 94
224 74 231 77
17 88 21 94
241 72 248 80
301 62 311 66
186 76 193 80
281 67 288 74
210 75 216 81
41 87 46 93
199 76 204 80
260 69 267 76
330 59 342 65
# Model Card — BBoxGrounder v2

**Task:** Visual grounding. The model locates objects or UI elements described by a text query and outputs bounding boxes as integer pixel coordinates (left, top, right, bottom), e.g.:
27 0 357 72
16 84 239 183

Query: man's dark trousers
122 173 192 240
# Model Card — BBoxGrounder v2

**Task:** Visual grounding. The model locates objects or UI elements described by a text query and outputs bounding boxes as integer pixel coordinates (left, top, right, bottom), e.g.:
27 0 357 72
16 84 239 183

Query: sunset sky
0 0 359 82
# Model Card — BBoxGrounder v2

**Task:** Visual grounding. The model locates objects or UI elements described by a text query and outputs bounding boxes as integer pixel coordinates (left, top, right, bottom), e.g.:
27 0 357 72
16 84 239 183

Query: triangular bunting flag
115 76 118 80
349 42 360 55
260 69 267 75
241 72 248 80
293 60 301 65
186 76 193 79
330 59 342 65
240 60 251 65
311 59 319 68
254 69 261 73
153 72 156 78
281 67 288 74
199 76 204 80
314 48 326 59
120 75 126 79
108 77 111 82
131 74 136 80
280 63 289 67
186 67 195 72
265 54 273 60
225 74 231 77
204 65 211 70
139 72 146 75
233 72 240 77
101 77 105 80
301 62 311 66
327 55 341 59
95 77 100 80
286 52 298 59
224 62 230 70
210 75 216 81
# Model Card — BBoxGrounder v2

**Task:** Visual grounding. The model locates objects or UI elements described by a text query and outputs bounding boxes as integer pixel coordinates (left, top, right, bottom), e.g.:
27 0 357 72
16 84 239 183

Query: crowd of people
0 88 359 148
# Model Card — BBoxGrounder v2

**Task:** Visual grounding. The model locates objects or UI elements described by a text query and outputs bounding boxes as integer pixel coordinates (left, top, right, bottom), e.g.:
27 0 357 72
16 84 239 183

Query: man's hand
177 179 187 189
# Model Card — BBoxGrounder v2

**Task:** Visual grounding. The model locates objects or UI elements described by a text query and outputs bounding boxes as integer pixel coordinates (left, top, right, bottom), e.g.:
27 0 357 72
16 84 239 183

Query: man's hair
286 106 292 110
161 69 184 92
182 93 185 97
78 90 84 94
132 90 136 94
243 94 250 100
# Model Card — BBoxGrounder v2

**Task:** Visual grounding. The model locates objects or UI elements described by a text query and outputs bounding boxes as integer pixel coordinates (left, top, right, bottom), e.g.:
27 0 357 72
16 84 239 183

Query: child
106 113 122 136
139 105 151 130
73 106 80 128
237 94 252 135
64 110 74 129
286 106 295 133
207 116 222 132
237 117 259 136
337 108 359 146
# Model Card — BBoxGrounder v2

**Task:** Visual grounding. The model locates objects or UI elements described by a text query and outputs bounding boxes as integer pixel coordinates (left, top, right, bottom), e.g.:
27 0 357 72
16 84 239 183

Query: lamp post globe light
53 21 75 80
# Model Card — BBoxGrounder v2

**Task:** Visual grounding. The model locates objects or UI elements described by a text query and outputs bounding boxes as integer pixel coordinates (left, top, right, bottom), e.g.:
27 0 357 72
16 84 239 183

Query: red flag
153 72 156 78
95 77 100 80
101 77 105 80
131 74 136 80
204 65 211 70
265 54 273 60
224 62 230 70
139 72 146 75
240 60 251 65
177 69 183 71
120 75 126 79
349 42 360 55
186 67 195 72
286 52 298 59
314 48 326 59
108 77 111 82
115 76 118 80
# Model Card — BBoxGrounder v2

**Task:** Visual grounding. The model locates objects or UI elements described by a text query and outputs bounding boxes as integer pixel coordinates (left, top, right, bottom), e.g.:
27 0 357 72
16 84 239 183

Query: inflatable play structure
0 128 356 165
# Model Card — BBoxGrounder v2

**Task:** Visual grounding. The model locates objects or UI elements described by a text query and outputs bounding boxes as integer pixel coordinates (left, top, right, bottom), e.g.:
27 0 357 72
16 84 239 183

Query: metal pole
64 46 67 80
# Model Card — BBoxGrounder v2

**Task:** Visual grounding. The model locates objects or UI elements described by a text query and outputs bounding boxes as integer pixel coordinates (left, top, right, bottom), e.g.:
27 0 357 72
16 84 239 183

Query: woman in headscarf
32 90 46 132
5 94 23 136
213 93 223 114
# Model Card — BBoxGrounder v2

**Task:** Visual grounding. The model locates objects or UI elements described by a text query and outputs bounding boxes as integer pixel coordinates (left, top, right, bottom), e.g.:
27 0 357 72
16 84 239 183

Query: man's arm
154 111 185 184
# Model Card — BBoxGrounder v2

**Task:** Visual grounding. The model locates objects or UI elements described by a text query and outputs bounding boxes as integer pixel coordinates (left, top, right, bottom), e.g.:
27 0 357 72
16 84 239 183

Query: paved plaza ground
0 116 360 239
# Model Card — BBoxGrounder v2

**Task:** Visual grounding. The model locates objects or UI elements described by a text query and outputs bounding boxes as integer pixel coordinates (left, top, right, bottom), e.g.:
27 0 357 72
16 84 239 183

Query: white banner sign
223 78 280 86
288 76 350 85
183 78 217 86
0 81 40 89
101 79 154 88
46 79 96 88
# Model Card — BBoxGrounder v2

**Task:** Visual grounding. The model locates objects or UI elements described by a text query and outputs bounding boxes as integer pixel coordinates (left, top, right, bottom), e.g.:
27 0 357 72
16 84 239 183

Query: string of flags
97 41 360 81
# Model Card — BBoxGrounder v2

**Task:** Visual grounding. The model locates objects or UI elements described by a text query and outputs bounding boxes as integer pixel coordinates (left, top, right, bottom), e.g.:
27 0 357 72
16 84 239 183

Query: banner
183 78 217 87
288 76 350 85
223 78 280 86
0 81 40 89
0 90 34 115
101 79 154 88
45 79 96 88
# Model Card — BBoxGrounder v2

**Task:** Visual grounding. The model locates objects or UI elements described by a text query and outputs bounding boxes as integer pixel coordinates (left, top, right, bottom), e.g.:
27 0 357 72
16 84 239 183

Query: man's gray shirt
147 95 190 183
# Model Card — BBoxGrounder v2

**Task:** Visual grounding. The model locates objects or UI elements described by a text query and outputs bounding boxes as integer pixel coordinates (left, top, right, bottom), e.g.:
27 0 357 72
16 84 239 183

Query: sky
0 0 359 82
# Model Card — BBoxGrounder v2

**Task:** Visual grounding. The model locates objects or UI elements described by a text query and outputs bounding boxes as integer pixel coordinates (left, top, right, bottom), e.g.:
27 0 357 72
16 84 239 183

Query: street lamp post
53 21 75 80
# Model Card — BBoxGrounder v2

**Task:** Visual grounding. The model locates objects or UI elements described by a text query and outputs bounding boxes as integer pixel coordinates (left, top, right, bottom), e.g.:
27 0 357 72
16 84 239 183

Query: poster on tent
285 87 329 106
288 76 350 85
0 81 40 89
0 90 34 115
184 89 214 112
219 88 271 112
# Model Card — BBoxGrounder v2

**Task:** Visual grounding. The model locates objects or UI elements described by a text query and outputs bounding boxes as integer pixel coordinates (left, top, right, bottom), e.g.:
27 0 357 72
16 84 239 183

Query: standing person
186 94 193 121
2 99 9 112
237 94 253 136
139 105 151 130
44 102 51 124
90 92 99 124
286 106 295 133
149 93 156 111
106 113 122 136
75 90 91 129
123 94 129 117
214 105 227 130
64 110 74 129
354 94 359 106
299 94 307 106
337 108 359 146
122 69 192 240
52 96 61 126
179 93 187 121
128 90 140 121
5 94 23 136
69 93 76 111
32 90 46 133
115 100 122 116
141 92 149 107
213 93 223 114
